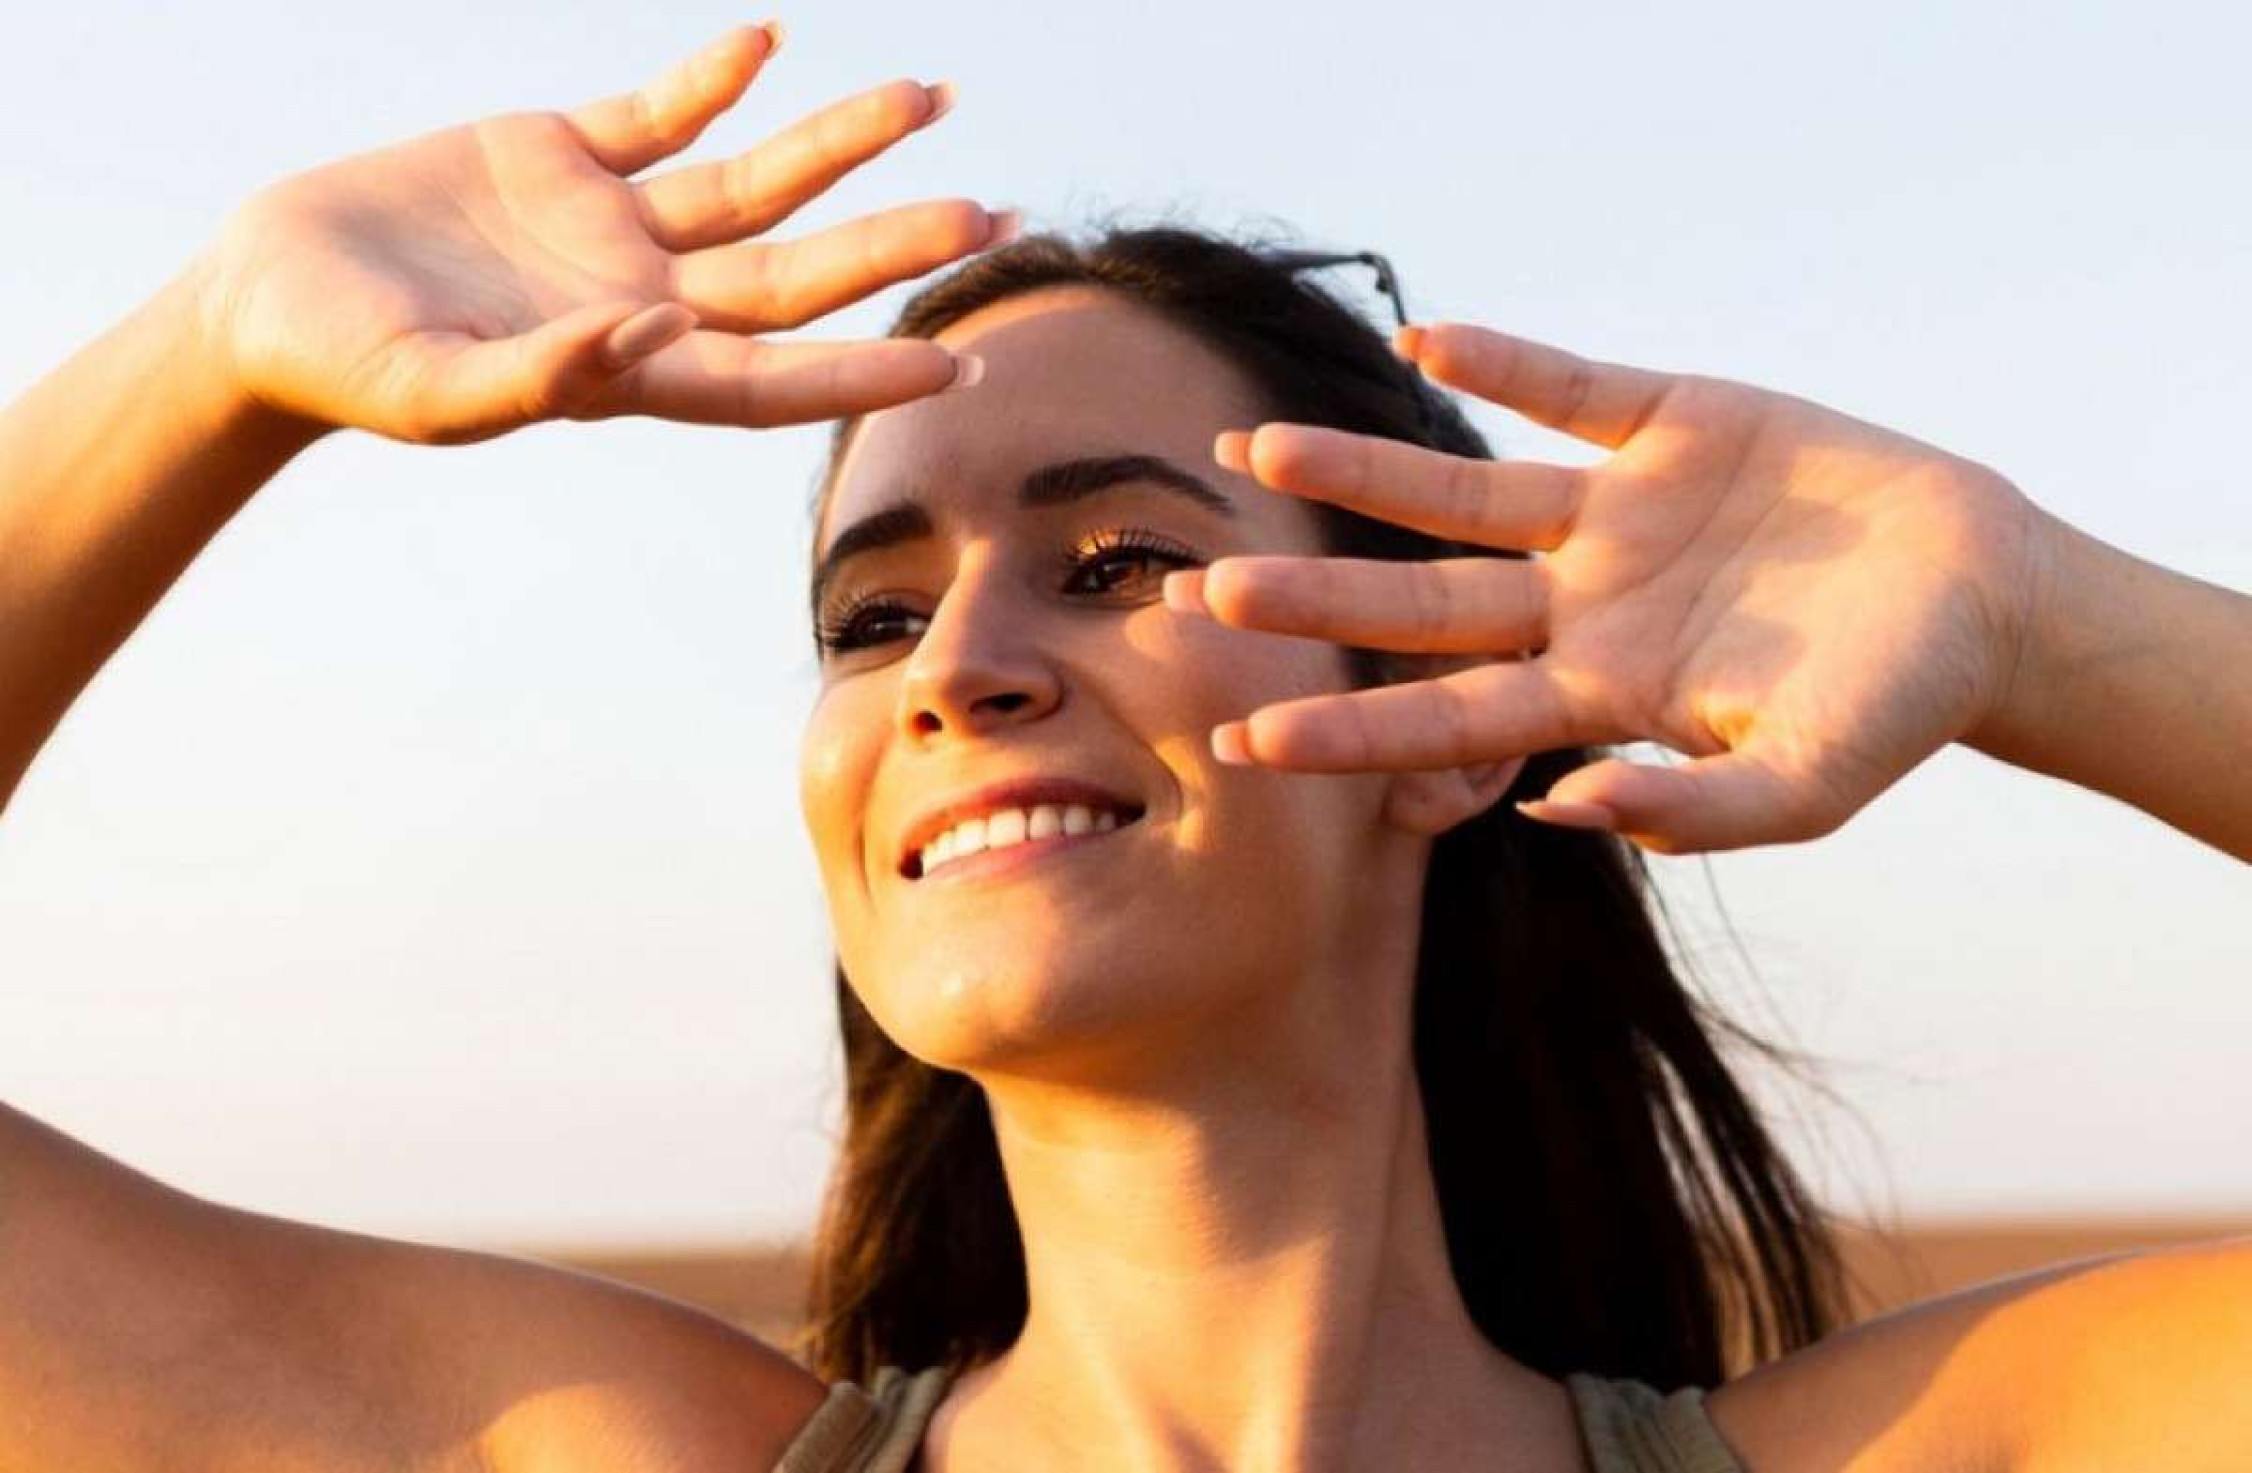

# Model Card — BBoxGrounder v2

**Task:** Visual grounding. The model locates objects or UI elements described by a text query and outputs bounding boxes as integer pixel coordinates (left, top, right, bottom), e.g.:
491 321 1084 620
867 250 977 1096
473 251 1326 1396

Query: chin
852 940 1245 1082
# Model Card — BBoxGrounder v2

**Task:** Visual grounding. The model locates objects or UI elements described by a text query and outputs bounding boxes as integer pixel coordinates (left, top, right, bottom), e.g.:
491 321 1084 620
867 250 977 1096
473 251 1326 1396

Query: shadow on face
796 288 1418 1090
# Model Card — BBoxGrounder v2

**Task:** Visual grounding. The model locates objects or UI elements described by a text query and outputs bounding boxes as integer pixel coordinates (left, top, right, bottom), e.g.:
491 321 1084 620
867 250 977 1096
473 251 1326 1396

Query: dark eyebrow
1019 454 1235 516
809 454 1236 623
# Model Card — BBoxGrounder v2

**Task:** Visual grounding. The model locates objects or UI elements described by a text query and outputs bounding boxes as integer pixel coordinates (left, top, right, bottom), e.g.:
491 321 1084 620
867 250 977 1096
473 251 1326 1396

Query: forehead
818 288 1274 553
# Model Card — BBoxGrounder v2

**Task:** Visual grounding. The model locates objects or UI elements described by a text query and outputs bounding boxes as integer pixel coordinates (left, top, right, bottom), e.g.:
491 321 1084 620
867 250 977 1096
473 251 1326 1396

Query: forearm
0 260 326 816
1972 512 2252 861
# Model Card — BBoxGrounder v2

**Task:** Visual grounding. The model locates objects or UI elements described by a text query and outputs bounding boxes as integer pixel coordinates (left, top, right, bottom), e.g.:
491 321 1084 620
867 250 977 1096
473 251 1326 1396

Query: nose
895 555 1062 741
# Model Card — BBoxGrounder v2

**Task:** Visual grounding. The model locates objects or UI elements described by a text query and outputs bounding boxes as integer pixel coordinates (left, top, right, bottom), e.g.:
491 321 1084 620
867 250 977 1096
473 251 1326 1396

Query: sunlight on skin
796 290 1560 1470
1167 320 2050 857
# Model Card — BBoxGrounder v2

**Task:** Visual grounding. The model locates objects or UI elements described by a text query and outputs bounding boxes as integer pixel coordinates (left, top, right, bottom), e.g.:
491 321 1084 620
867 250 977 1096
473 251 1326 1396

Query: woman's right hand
185 22 1002 446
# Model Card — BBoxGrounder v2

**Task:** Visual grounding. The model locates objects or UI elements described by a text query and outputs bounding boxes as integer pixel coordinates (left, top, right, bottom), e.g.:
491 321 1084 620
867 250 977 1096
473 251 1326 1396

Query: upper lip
896 776 1146 876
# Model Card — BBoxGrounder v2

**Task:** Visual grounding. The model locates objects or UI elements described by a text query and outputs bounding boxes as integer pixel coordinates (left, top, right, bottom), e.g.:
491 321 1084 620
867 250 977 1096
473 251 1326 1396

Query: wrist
1964 505 2113 771
164 244 333 459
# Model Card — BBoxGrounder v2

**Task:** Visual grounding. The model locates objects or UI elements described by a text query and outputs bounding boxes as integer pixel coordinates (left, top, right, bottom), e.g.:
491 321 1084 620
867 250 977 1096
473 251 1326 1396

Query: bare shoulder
210 1202 833 1473
0 1102 828 1473
1703 1234 2252 1473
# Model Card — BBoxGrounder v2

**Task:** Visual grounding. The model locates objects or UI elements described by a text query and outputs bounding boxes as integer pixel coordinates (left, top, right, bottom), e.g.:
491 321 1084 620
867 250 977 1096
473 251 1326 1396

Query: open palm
191 24 1001 444
1175 323 2051 854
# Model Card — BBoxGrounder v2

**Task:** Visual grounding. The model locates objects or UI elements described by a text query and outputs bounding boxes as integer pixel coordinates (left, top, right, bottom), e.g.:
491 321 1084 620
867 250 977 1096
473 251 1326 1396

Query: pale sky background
2 0 2246 1250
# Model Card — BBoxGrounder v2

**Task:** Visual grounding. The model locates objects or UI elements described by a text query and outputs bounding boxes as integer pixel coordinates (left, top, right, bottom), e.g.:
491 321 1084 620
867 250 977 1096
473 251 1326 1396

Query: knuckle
1444 456 1487 533
1341 697 1380 766
1518 563 1550 646
1337 433 1373 495
734 360 772 427
1542 466 1585 541
734 245 789 319
1553 359 1598 427
1436 683 1479 765
627 87 666 145
717 152 762 219
1409 565 1450 643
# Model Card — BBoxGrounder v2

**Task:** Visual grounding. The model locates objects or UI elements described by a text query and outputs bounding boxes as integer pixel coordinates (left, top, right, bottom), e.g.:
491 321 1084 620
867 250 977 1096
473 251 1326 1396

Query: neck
926 853 1576 1473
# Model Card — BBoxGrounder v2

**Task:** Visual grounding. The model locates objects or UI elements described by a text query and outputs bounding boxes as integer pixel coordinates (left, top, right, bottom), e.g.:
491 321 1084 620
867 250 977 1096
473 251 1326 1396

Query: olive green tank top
773 1363 1745 1472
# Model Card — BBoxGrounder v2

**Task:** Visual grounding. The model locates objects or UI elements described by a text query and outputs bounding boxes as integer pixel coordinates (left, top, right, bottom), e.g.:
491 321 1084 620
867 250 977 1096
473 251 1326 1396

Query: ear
1381 755 1527 837
1367 648 1528 837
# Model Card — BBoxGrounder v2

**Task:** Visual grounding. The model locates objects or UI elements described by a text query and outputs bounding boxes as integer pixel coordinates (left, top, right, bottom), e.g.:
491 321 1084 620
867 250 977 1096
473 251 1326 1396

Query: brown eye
1063 527 1199 597
816 593 928 654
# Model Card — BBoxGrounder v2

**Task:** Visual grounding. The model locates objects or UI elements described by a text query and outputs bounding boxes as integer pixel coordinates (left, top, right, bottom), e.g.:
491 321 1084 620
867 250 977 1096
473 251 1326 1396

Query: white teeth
915 802 1134 877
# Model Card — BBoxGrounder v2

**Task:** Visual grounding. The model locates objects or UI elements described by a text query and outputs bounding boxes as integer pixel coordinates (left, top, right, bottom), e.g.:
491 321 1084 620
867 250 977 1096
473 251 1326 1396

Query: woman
1 24 2244 1473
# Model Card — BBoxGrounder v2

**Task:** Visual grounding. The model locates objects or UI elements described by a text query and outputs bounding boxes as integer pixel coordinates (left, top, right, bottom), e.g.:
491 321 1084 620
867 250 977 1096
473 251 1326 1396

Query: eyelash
815 527 1201 656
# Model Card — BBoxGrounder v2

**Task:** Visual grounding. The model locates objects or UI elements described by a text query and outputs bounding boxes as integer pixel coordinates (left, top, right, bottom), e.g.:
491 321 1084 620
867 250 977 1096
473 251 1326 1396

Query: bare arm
1183 324 2251 860
1 24 994 1468
1969 515 2252 860
0 1101 829 1473
2 22 992 819
1709 1235 2252 1473
0 268 322 816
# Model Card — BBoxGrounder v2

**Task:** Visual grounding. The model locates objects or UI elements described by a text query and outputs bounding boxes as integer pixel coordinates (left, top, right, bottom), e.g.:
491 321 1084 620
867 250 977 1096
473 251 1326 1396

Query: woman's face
800 287 1406 1081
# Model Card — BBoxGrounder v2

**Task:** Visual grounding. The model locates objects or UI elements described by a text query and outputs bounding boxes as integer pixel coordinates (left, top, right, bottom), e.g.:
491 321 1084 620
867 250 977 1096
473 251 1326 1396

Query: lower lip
911 820 1139 886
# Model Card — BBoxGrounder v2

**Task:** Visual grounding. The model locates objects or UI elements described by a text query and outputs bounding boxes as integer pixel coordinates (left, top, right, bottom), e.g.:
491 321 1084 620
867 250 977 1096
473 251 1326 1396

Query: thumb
382 301 697 444
1520 749 1853 855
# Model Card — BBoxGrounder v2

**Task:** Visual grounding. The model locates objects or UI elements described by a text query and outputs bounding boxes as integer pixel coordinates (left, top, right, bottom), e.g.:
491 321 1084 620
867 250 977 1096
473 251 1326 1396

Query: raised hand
186 23 1006 444
1166 323 2056 855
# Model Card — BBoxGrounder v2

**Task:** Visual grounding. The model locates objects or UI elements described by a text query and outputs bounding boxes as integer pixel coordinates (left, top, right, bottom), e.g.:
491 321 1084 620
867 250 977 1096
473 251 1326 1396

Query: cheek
1118 602 1347 714
799 684 886 886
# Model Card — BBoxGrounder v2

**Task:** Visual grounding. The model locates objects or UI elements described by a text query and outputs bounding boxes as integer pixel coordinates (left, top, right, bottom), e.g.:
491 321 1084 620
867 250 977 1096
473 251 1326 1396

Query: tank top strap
772 1363 1740 1472
1565 1372 1746 1473
773 1364 955 1473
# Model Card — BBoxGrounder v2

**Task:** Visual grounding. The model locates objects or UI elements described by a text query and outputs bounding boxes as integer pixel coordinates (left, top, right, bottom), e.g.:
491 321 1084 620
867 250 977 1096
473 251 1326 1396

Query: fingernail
923 80 956 124
1515 799 1615 831
604 303 696 368
938 352 986 394
760 19 786 54
984 208 1023 249
1163 568 1210 616
1213 429 1252 474
1212 723 1253 766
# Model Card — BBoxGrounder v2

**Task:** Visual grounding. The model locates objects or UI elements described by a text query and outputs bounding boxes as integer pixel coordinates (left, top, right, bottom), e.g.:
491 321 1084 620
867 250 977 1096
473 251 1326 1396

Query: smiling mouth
905 801 1148 881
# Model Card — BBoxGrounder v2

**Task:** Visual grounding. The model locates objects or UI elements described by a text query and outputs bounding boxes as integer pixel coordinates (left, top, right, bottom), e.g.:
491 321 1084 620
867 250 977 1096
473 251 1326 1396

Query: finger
638 78 953 252
375 300 695 444
588 331 978 428
1186 555 1547 655
671 199 1013 332
1216 660 1598 773
1218 423 1584 551
1525 750 1853 855
567 23 780 176
1397 322 1677 451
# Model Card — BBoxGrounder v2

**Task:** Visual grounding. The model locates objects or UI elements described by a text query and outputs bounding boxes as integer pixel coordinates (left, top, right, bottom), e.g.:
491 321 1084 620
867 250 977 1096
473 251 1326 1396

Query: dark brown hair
791 226 1849 1390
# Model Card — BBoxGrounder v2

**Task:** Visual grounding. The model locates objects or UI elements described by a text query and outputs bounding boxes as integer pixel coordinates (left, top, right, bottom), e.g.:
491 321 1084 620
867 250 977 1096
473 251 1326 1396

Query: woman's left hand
1165 322 2058 855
